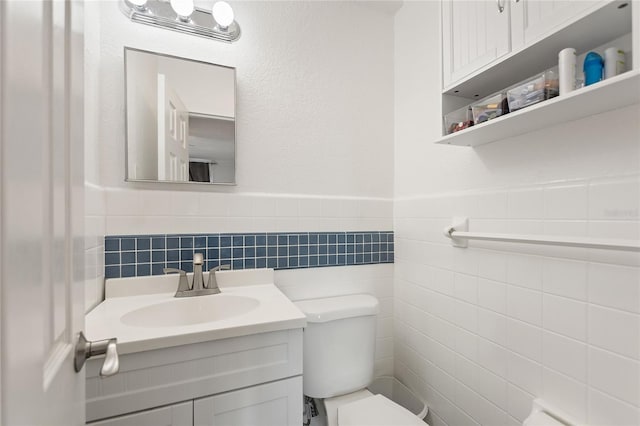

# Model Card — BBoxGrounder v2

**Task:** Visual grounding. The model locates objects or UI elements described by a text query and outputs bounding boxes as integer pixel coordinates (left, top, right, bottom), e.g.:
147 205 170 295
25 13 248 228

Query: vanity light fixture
120 0 241 43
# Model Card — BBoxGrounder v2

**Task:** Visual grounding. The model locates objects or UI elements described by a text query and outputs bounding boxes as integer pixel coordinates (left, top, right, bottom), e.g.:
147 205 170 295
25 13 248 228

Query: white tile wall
588 262 640 313
542 294 587 341
102 188 393 236
542 331 587 383
394 175 640 426
507 286 541 326
85 183 106 312
542 367 587 424
87 187 393 314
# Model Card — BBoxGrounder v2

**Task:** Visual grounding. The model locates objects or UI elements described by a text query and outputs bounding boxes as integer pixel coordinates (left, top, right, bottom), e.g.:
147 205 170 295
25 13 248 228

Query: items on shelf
443 42 629 136
444 66 559 134
472 92 509 124
584 52 604 86
444 106 474 134
558 47 577 95
507 70 559 112
604 47 626 79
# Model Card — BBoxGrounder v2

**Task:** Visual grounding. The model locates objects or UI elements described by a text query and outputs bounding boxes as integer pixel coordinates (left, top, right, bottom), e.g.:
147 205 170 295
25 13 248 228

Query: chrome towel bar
444 217 640 251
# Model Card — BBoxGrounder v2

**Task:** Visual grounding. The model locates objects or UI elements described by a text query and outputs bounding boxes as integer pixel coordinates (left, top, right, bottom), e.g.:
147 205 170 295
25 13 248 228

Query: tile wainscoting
393 174 640 426
105 231 394 279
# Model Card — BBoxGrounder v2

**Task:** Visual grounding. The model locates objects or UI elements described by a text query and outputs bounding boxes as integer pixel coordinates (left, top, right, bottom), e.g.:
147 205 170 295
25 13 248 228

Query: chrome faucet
163 253 231 298
192 253 206 291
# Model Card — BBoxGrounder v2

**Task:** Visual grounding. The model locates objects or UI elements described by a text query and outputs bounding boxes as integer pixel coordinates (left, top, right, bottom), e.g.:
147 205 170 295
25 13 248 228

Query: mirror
125 48 236 184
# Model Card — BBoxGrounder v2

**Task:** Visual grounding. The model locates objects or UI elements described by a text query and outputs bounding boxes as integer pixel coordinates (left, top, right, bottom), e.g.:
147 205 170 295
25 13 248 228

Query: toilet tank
294 294 379 399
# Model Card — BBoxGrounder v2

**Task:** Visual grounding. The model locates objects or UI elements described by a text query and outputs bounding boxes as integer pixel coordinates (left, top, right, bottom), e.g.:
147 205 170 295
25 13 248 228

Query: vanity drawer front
88 401 193 426
86 329 302 422
193 376 302 426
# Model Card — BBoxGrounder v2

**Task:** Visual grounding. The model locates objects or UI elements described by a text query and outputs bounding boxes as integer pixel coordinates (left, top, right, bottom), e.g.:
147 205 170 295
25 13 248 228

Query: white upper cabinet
442 0 511 88
437 0 637 146
511 0 603 51
442 0 616 91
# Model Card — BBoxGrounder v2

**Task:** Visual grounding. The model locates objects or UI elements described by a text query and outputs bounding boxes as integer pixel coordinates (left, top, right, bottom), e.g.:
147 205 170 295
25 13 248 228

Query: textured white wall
83 1 397 319
86 0 394 196
394 2 640 426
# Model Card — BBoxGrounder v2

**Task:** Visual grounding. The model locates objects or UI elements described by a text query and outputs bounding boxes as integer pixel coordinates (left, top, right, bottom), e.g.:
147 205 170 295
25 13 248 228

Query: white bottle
604 47 625 79
558 48 576 95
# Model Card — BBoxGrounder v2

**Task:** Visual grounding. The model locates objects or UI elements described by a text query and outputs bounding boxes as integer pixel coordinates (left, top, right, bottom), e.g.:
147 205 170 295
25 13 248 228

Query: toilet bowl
295 294 427 426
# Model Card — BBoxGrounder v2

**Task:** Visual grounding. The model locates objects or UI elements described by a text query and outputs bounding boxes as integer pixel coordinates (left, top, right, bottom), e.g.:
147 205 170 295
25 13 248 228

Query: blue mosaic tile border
104 231 394 279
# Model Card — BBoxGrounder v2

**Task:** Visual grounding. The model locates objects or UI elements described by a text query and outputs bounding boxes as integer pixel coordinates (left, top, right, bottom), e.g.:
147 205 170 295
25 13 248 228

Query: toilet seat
325 391 426 426
338 394 426 426
325 389 374 426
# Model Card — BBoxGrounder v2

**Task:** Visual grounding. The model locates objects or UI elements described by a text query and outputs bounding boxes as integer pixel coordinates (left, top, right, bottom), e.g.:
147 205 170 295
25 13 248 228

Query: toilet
295 294 426 426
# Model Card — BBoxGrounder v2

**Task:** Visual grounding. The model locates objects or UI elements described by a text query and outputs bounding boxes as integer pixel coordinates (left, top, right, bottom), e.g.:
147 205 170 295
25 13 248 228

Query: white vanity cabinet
89 401 193 426
85 329 303 426
442 0 610 90
193 377 302 426
438 0 637 146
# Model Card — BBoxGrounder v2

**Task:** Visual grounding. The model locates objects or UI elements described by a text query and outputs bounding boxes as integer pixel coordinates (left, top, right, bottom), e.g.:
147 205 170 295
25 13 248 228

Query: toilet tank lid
294 294 379 323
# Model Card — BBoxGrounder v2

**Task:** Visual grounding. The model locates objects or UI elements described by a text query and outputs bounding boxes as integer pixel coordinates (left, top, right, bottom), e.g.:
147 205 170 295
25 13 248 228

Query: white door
442 0 511 88
157 74 189 182
0 0 86 424
511 0 603 52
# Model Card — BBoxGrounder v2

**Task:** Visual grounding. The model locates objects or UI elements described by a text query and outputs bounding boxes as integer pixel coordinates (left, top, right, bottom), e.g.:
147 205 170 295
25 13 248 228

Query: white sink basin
85 269 307 354
120 294 260 327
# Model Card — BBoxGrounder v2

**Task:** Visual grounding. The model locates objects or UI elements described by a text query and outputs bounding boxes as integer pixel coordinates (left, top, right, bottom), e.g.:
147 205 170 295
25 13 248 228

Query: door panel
511 0 603 51
0 0 85 424
89 401 193 426
157 74 189 182
193 377 302 426
442 0 511 87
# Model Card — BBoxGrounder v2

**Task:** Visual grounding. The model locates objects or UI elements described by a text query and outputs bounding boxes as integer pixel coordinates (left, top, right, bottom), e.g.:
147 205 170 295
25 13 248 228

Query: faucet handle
163 268 190 293
206 264 231 290
193 252 204 265
210 264 231 271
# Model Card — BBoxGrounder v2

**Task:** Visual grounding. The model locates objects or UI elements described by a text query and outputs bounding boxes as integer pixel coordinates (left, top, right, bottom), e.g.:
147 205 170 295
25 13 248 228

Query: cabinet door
194 377 302 426
511 0 603 51
88 401 193 426
442 0 511 88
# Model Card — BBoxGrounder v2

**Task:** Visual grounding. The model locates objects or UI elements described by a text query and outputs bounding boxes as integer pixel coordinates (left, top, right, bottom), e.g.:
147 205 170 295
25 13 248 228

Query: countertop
85 269 307 355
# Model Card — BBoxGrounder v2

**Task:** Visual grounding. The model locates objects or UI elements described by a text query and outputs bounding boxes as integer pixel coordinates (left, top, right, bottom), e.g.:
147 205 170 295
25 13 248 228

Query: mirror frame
123 47 237 186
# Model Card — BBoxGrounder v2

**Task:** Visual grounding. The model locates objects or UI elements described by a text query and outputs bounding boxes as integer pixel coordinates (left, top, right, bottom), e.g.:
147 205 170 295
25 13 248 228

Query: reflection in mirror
125 48 236 184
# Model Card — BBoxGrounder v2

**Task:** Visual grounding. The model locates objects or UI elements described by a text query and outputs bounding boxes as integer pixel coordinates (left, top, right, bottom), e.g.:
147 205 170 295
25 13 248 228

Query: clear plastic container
444 105 474 135
507 70 560 112
507 70 559 112
471 92 508 124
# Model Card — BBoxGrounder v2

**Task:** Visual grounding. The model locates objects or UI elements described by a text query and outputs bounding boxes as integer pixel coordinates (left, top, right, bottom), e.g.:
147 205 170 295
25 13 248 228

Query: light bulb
128 0 147 6
170 0 194 20
212 1 234 28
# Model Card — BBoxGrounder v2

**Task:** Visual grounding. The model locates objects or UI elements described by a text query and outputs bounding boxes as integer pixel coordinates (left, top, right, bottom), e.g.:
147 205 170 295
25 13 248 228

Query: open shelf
435 70 640 147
